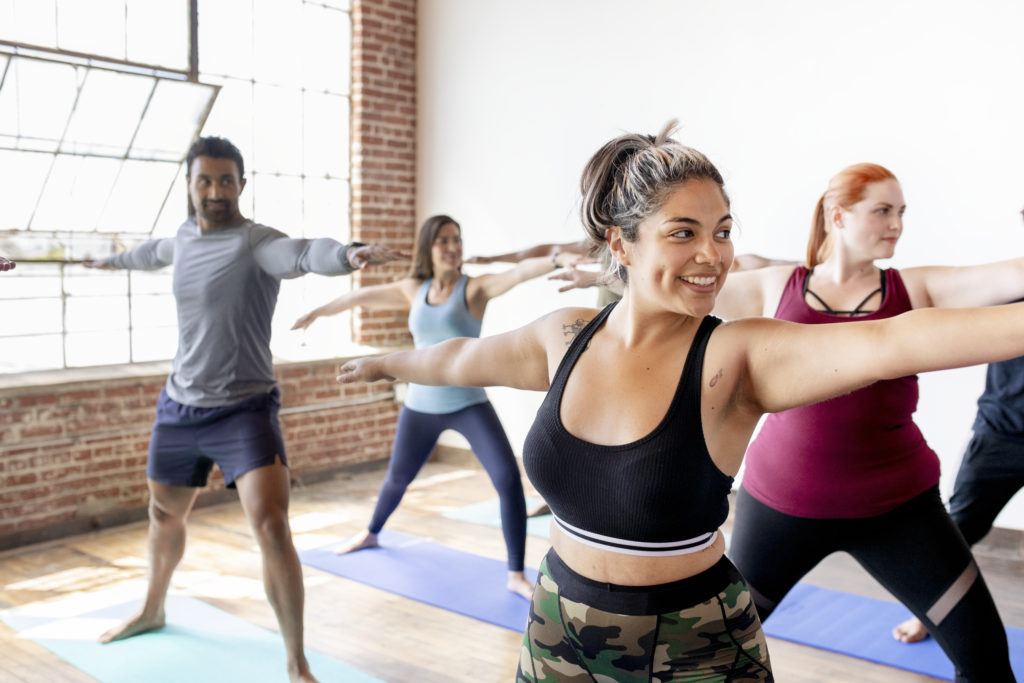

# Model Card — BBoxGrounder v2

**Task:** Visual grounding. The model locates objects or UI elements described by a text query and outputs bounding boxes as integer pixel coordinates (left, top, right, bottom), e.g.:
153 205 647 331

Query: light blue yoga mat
764 582 1024 680
0 594 380 683
300 530 537 632
442 496 552 539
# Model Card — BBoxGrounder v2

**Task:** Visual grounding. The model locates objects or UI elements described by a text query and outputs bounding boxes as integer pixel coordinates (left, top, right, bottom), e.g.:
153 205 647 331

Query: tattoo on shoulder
562 318 587 347
709 368 723 387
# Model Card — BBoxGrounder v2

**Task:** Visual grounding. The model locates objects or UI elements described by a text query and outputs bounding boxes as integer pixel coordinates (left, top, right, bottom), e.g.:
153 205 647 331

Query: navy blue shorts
147 387 287 488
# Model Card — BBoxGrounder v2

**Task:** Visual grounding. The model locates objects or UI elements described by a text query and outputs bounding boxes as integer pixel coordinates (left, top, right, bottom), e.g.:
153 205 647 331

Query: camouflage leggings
517 551 773 682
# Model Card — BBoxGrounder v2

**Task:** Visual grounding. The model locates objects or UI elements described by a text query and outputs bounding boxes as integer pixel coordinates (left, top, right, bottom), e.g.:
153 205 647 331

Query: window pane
304 92 349 178
130 293 175 327
302 5 350 93
65 329 129 367
0 58 78 148
129 269 173 295
303 177 349 239
65 295 128 333
62 70 154 157
5 0 58 48
318 0 350 10
56 0 126 60
200 78 254 162
0 267 61 298
132 81 219 161
33 155 122 231
97 160 180 232
63 269 128 297
126 0 188 70
130 326 176 361
252 84 302 174
152 169 190 237
253 0 302 85
0 150 53 231
197 0 254 79
0 334 63 373
0 296 62 335
251 174 302 232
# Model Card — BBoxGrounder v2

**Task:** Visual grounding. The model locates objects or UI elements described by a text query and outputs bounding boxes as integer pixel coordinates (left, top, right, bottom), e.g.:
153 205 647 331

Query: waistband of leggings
541 547 742 616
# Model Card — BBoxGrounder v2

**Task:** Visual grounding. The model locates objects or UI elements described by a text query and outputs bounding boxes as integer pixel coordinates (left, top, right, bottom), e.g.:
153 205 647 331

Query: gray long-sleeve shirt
109 217 357 407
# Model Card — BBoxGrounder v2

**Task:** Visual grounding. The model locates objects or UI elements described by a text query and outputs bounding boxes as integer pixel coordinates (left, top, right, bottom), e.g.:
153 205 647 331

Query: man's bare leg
101 480 199 642
235 462 318 683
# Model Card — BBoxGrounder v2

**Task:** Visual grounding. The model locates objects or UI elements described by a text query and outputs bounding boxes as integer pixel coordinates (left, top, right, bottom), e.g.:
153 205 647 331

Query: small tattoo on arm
562 319 587 347
709 368 723 387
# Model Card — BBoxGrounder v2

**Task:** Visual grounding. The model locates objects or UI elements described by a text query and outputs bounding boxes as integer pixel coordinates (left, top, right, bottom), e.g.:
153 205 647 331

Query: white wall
417 0 1024 530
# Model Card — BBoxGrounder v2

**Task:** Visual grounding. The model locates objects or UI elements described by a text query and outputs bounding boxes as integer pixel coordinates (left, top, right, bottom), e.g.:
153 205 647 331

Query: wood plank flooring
0 453 1020 682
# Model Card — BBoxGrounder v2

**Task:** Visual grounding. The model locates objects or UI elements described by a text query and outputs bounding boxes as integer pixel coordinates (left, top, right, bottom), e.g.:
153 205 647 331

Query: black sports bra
522 303 733 556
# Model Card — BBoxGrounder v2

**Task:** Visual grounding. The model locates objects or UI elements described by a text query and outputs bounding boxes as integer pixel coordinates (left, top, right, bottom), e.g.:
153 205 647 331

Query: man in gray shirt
88 136 403 683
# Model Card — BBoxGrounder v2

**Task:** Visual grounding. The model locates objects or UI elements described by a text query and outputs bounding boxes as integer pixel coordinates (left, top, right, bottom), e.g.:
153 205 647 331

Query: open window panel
0 48 219 262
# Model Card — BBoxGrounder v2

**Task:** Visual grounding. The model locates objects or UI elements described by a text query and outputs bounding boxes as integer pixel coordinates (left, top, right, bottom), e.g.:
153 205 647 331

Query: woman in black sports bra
338 124 1024 682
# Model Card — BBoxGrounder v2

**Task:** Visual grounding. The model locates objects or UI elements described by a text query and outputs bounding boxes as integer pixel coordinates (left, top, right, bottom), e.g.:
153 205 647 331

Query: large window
0 0 353 373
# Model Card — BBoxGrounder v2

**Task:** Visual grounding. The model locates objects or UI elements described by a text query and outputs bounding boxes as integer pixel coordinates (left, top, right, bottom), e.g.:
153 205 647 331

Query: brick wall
0 360 400 551
350 0 417 346
0 0 418 551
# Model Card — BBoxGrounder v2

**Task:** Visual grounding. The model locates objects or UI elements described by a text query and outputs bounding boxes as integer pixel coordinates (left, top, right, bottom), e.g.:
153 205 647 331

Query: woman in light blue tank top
294 214 574 598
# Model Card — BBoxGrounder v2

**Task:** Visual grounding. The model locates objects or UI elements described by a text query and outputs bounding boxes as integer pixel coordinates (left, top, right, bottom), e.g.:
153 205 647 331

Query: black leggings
368 402 527 571
948 430 1024 546
729 486 1015 683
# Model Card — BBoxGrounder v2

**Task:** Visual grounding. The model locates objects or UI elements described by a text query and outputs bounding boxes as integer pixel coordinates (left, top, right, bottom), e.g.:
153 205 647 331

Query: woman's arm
713 264 796 320
470 254 574 302
902 258 1024 309
292 278 417 330
337 309 572 390
736 301 1024 414
466 240 585 265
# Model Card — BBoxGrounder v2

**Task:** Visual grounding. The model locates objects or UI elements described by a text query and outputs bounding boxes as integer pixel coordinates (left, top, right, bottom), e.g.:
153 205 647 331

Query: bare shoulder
535 306 602 347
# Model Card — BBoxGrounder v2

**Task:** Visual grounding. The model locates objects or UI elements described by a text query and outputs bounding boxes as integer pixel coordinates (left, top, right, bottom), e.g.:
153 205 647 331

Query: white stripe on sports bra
553 515 719 557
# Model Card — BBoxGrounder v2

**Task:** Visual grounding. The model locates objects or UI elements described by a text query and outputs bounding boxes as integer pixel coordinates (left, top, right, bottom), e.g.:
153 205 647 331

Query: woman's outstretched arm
292 278 418 330
734 301 1024 415
338 307 596 391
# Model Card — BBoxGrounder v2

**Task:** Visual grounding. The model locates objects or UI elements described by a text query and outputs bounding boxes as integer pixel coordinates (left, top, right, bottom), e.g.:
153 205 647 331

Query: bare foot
508 571 534 600
526 501 551 518
99 608 166 643
288 660 320 683
892 616 929 643
335 530 378 555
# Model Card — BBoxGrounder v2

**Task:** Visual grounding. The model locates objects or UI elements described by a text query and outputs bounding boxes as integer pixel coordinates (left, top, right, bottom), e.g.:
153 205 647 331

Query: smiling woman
334 122 1024 681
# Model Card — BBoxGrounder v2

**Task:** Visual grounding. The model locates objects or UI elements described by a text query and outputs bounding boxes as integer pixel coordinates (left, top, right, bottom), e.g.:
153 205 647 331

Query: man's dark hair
185 136 245 180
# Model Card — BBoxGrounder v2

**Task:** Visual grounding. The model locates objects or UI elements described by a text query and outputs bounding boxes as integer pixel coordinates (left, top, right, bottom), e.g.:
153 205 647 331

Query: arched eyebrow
662 213 733 226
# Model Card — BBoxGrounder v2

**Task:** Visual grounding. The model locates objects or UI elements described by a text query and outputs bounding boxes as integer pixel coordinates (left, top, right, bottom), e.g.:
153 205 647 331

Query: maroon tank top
742 266 940 518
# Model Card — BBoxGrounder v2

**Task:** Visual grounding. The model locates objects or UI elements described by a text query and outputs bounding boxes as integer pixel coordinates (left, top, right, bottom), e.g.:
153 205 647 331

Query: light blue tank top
404 274 489 414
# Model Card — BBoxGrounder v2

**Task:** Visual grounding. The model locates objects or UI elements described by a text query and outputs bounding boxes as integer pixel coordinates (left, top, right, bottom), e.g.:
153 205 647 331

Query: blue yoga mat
0 593 380 683
764 582 1024 680
300 530 536 632
442 497 552 539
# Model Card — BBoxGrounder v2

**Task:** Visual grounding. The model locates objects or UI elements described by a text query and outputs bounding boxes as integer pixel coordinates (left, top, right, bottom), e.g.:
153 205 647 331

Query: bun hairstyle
807 163 898 268
579 120 728 284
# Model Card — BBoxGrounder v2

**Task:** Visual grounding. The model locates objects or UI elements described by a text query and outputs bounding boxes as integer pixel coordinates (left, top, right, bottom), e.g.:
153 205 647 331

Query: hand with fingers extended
292 309 322 330
83 259 116 270
548 264 603 293
337 357 395 384
345 244 409 269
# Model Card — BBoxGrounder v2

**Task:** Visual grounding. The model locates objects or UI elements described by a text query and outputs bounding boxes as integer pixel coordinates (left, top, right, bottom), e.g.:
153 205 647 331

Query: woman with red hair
715 163 1021 681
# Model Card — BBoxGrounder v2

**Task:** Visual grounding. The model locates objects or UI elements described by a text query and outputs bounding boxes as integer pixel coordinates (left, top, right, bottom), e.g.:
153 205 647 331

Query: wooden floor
0 452 1020 682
